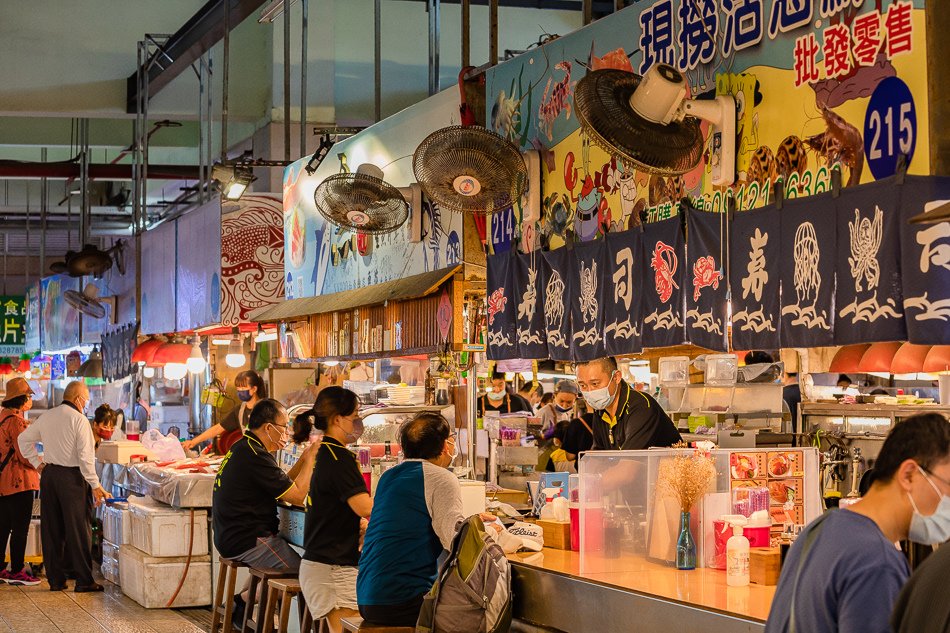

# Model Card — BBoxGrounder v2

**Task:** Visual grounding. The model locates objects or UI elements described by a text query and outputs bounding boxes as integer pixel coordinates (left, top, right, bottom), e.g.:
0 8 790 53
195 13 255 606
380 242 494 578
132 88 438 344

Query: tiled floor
0 580 209 633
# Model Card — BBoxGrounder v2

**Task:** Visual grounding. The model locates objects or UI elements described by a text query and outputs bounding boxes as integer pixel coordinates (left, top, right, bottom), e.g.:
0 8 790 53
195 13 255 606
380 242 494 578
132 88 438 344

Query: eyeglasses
922 466 950 492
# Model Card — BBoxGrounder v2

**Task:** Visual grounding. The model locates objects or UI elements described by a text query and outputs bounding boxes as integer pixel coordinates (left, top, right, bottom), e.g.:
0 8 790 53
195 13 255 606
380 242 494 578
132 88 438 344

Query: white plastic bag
140 429 186 461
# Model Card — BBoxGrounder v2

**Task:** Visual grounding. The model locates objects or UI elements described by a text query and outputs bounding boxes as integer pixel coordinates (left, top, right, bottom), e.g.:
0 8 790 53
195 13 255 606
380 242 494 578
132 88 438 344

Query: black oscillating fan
412 125 528 215
313 164 409 234
574 65 736 186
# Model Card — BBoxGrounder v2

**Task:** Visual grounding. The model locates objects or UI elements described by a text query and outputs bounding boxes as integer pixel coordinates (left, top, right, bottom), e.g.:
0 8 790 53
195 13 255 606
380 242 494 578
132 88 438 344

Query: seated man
212 399 318 618
356 412 463 627
766 413 950 633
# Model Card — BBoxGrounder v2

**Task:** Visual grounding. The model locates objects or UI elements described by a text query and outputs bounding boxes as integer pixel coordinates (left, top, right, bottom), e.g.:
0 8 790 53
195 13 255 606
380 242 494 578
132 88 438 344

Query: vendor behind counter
477 372 532 417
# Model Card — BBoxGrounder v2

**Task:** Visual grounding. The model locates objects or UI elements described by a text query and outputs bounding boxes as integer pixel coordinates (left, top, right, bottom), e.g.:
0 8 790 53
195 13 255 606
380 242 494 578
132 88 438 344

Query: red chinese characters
852 10 882 66
822 23 851 79
793 32 820 87
884 0 913 59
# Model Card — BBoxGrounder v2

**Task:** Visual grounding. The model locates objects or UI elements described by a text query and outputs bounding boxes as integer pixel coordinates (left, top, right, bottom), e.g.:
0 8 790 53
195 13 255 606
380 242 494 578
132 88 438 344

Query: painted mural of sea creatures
538 62 575 143
574 176 605 241
806 104 864 187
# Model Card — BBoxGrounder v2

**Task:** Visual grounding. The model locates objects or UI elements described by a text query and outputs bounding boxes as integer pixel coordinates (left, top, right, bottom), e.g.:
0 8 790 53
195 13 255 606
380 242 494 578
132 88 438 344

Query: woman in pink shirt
0 378 41 586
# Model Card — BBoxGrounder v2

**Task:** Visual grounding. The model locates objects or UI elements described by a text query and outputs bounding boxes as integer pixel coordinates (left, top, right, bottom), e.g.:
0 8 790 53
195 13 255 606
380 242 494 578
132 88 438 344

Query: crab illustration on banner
603 229 644 356
568 240 607 361
834 177 906 345
513 251 549 359
730 204 781 350
780 191 836 348
684 203 728 351
542 247 574 361
641 216 686 349
486 251 518 360
899 175 950 345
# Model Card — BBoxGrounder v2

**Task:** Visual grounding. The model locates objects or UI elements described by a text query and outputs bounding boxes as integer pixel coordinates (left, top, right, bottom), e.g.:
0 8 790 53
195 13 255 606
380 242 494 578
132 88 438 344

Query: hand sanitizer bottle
724 515 750 587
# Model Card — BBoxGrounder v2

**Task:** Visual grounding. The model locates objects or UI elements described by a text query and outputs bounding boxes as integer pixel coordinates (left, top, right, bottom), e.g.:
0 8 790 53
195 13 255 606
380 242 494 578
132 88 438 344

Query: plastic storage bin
129 496 208 557
119 544 211 608
102 540 121 586
102 502 132 545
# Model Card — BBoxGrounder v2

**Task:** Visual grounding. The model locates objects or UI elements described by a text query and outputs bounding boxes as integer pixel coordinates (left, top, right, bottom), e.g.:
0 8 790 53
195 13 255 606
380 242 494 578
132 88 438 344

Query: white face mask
581 372 619 410
487 390 506 402
908 465 950 545
445 438 459 467
265 423 289 451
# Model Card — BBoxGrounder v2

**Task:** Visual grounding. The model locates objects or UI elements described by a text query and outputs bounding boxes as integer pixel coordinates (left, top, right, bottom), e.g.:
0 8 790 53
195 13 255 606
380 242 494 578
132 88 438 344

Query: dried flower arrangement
658 450 717 512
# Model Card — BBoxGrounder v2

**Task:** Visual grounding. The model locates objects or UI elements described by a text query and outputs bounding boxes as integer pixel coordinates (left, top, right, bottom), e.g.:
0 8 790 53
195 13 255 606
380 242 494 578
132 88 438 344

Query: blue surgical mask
581 372 619 410
555 405 572 414
907 465 950 545
237 389 253 402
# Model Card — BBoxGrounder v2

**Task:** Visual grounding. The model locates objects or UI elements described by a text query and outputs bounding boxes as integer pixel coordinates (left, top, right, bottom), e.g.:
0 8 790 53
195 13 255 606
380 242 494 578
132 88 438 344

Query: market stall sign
101 324 139 383
0 295 25 356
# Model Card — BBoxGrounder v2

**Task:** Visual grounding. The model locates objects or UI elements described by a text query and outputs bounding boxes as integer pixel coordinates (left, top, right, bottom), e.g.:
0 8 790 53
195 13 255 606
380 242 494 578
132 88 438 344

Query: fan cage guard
412 125 528 217
574 69 704 178
313 172 410 235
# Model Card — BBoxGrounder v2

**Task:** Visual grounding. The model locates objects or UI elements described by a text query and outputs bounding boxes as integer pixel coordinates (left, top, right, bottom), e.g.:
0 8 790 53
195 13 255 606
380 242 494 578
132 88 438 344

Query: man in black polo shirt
212 399 318 620
575 357 681 452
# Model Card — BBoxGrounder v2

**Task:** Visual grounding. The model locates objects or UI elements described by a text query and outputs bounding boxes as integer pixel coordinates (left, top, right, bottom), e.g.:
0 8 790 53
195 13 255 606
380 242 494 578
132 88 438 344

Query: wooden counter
507 548 774 633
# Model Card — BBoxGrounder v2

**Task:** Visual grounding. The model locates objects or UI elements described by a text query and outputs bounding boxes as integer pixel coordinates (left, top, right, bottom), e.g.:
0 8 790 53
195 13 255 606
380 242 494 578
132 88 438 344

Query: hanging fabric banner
898 175 950 345
513 250 549 359
684 204 728 352
779 192 837 348
568 240 607 361
486 251 519 360
641 216 686 349
101 323 139 383
603 229 644 356
834 178 906 344
730 205 781 350
541 247 574 361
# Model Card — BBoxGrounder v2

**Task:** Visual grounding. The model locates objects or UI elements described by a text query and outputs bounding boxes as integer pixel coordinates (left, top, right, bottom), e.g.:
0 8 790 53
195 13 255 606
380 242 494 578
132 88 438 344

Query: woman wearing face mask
91 404 118 447
537 380 579 440
300 386 373 633
477 372 531 417
0 378 41 586
765 413 950 633
182 370 266 454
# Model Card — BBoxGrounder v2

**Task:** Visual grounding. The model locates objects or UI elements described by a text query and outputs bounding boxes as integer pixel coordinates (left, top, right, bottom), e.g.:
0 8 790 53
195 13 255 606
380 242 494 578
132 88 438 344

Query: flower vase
676 510 697 570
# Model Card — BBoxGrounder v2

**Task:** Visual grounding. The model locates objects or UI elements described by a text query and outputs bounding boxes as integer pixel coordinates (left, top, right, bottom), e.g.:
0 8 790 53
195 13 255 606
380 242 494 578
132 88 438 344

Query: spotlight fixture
212 164 257 201
304 133 336 176
78 346 103 379
255 324 277 343
226 335 247 368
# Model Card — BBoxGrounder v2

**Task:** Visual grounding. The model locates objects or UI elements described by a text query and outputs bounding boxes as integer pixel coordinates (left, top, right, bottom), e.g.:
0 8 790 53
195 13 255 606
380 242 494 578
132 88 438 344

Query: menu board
729 449 807 528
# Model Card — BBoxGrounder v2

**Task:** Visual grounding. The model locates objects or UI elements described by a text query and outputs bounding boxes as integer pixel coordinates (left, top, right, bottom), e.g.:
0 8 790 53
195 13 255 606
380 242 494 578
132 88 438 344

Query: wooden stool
299 605 327 633
263 577 307 633
340 617 414 633
243 568 297 633
211 558 248 633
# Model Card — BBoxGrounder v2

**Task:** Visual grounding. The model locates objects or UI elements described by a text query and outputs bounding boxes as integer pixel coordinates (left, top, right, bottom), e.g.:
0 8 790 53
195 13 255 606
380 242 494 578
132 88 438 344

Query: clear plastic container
705 354 738 386
658 356 690 386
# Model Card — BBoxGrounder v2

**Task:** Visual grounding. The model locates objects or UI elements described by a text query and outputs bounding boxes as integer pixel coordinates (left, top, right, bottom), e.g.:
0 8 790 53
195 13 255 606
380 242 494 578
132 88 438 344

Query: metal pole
206 53 213 200
489 0 498 67
222 0 230 162
583 0 593 25
80 119 89 246
461 0 470 68
40 148 47 275
615 0 624 11
284 0 292 162
374 0 381 121
300 0 309 155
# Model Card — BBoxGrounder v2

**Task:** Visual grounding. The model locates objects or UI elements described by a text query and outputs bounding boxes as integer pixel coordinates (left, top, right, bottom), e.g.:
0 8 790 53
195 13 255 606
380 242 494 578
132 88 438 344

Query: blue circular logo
864 77 916 180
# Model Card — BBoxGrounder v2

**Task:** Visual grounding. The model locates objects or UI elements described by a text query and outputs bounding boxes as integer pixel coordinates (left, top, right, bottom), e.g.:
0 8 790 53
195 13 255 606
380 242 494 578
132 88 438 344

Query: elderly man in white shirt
18 380 110 592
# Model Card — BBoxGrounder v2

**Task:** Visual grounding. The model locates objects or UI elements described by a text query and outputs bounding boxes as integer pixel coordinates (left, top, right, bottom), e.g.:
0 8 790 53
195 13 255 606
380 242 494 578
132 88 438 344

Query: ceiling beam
0 162 200 181
396 0 618 11
125 0 269 113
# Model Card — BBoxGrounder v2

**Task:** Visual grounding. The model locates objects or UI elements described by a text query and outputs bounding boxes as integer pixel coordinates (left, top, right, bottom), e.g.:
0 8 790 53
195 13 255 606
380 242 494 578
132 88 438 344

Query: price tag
864 77 916 180
490 206 516 254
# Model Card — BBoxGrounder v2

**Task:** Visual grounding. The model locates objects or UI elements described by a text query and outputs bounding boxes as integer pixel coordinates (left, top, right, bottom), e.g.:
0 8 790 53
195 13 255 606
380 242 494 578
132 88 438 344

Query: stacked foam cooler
118 496 212 608
100 502 132 586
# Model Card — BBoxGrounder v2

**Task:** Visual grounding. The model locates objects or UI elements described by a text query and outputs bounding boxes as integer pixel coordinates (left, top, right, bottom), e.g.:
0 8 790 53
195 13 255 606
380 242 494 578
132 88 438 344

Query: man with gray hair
18 380 110 592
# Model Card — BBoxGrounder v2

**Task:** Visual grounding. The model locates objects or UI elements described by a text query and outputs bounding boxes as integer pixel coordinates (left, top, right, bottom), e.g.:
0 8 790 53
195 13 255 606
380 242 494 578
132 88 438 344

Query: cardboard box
536 520 571 550
750 547 781 586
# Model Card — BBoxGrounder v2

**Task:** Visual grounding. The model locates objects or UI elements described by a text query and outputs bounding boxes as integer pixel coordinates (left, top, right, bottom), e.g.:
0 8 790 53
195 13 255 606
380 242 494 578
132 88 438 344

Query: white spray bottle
723 514 750 587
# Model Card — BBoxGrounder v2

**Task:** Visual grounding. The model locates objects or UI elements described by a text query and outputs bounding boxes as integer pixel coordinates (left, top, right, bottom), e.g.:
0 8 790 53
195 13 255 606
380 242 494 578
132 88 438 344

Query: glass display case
577 448 821 575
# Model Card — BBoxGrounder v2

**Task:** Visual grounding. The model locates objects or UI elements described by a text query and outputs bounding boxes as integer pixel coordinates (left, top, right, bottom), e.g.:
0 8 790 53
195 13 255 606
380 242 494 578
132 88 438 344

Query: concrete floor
0 579 208 633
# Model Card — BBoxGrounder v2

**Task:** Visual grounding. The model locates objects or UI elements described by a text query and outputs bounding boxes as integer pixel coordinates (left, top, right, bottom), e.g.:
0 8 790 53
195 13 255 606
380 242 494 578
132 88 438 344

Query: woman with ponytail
299 386 373 633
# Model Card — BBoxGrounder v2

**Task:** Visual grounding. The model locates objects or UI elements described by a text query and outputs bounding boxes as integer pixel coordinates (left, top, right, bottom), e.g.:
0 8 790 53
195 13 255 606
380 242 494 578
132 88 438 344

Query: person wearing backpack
0 378 41 586
356 412 464 626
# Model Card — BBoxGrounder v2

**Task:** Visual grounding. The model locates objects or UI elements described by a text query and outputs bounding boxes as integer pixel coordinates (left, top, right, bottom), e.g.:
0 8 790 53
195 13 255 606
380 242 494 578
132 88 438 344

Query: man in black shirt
476 372 533 416
576 357 682 452
212 399 317 618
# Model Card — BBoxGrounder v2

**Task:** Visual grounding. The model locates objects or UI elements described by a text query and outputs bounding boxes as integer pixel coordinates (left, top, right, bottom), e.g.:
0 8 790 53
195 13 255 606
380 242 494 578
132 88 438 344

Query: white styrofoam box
102 540 121 585
96 440 156 465
129 496 208 557
4 520 41 560
119 544 211 608
102 503 132 545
